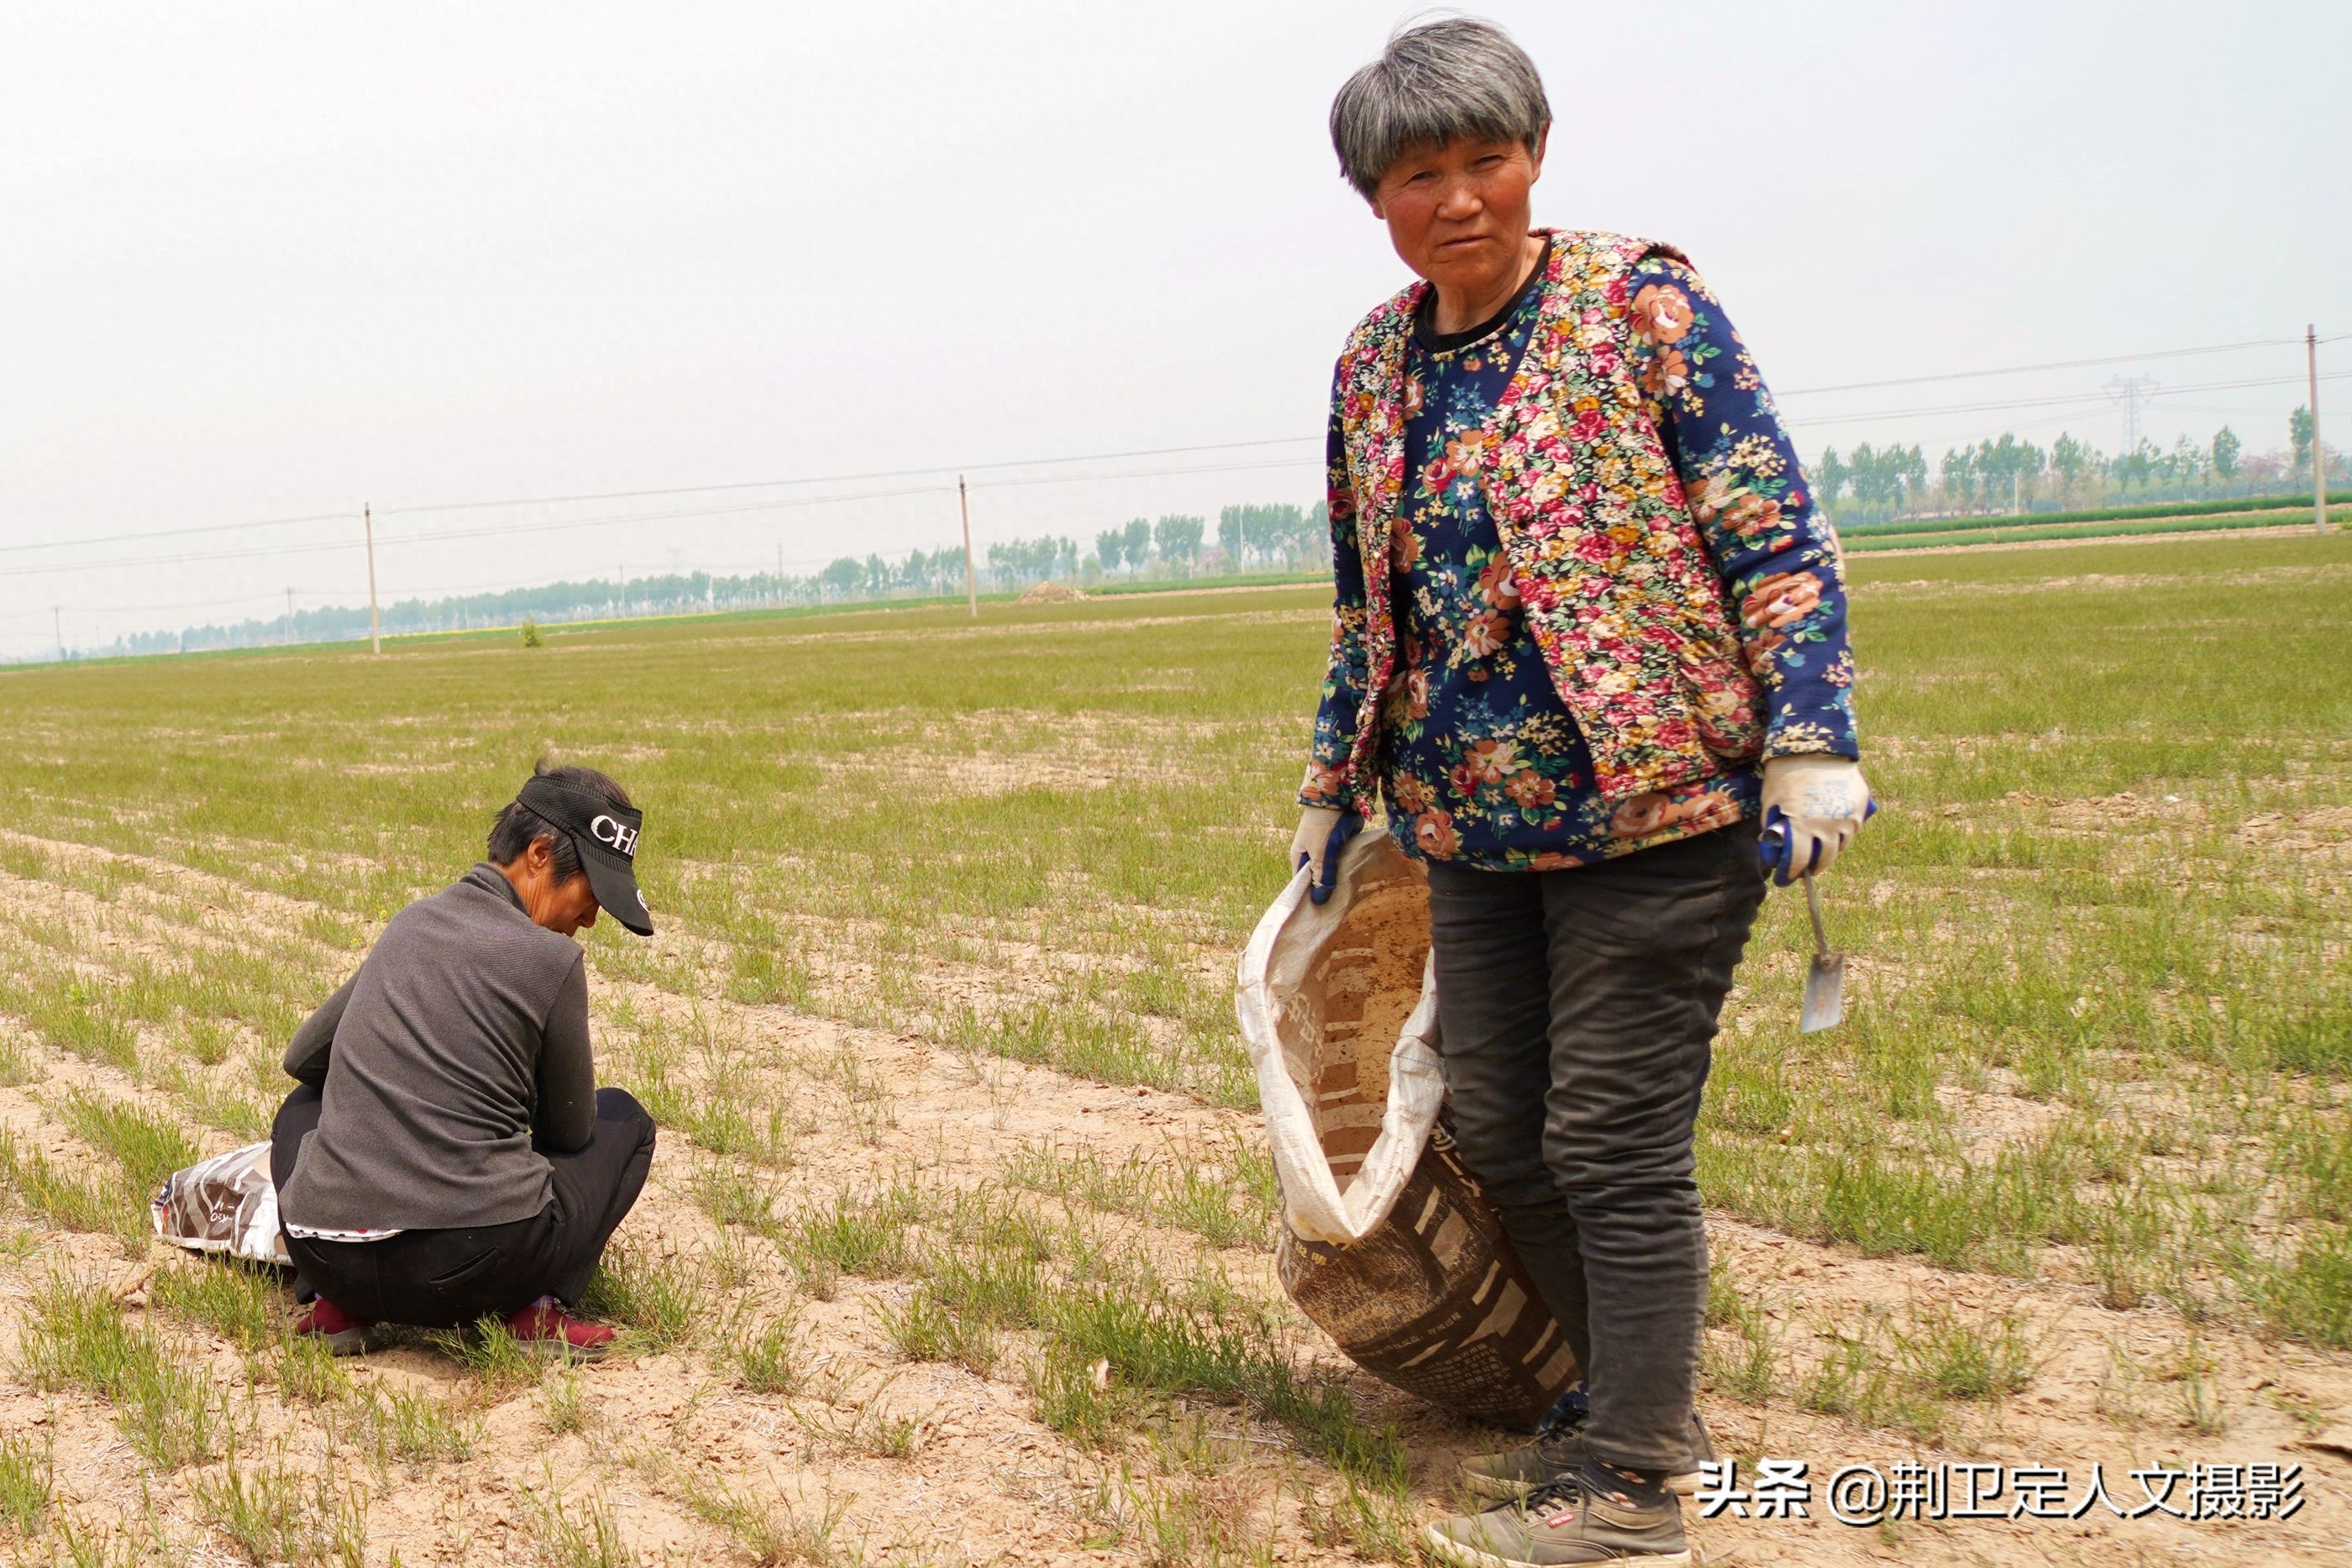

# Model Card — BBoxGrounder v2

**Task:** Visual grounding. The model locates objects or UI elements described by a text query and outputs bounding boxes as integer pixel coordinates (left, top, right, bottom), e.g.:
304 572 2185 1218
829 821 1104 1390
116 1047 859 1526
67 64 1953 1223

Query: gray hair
1329 17 1551 201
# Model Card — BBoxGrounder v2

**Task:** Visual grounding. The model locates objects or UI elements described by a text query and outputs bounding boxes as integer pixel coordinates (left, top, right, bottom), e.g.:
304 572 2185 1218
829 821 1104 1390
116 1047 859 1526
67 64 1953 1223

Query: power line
11 329 2334 565
1773 335 2311 397
0 482 958 580
0 509 352 558
60 587 302 616
0 450 1326 582
1783 370 2349 428
6 333 2335 603
372 436 1322 520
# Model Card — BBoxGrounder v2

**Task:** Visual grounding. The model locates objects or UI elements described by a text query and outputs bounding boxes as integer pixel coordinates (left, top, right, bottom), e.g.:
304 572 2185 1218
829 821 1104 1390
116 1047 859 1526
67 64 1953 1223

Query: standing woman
1297 19 1868 1567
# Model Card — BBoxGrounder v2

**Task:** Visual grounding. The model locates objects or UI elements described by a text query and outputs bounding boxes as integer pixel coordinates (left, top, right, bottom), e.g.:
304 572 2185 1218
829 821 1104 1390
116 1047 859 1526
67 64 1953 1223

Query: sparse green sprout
878 1284 999 1376
18 1275 227 1468
0 1429 55 1537
527 1487 626 1568
190 1450 368 1565
678 1471 843 1565
539 1370 592 1434
151 1257 284 1353
580 1242 701 1350
734 1309 802 1396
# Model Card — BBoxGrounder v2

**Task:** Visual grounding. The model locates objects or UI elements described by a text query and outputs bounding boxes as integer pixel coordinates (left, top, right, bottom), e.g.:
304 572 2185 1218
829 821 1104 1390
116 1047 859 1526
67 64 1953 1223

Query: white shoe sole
1460 1468 1704 1503
1418 1523 1691 1568
302 1325 392 1358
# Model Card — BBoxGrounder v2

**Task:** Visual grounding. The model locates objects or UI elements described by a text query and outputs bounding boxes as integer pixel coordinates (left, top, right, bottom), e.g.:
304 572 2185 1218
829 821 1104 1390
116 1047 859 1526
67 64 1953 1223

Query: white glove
1289 805 1346 883
1760 754 1871 882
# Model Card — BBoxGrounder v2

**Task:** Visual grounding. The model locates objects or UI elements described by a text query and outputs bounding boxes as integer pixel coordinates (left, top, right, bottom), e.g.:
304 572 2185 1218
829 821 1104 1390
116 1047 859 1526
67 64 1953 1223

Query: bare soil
0 828 2346 1565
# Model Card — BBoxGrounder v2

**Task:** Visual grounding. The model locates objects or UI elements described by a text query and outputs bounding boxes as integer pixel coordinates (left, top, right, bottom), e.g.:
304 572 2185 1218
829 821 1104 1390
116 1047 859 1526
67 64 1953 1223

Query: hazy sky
3 1 2347 658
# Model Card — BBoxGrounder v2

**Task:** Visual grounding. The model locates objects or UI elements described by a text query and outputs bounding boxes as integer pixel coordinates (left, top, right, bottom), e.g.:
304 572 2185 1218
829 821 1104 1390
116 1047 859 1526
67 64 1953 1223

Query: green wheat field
0 530 2344 1565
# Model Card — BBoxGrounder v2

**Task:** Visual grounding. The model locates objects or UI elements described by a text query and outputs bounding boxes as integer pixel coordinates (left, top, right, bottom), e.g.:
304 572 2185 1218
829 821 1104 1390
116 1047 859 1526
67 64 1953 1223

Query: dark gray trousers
1425 821 1763 1473
273 1083 657 1327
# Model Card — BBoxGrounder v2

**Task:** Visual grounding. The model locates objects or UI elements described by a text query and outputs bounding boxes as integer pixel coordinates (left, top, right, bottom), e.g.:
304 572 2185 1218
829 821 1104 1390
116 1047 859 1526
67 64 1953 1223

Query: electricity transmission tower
2104 374 2159 453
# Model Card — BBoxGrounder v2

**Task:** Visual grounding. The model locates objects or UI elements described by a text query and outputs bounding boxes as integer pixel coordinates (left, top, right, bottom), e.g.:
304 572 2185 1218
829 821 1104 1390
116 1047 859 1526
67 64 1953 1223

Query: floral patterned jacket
1302 229 1857 822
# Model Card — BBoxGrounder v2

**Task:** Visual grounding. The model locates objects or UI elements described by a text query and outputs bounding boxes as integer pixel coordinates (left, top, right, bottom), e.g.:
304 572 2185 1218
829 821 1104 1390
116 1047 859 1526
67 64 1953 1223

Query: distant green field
1 531 2348 1356
1847 506 2347 552
1844 488 2350 538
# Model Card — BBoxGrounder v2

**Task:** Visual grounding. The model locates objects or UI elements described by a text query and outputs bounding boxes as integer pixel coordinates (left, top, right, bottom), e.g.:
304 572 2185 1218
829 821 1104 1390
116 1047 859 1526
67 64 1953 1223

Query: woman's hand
1759 755 1871 883
1290 805 1347 882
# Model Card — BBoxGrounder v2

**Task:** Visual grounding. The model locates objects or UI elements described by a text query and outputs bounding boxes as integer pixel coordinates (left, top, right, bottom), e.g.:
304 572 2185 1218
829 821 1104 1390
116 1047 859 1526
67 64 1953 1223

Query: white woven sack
1236 827 1445 1246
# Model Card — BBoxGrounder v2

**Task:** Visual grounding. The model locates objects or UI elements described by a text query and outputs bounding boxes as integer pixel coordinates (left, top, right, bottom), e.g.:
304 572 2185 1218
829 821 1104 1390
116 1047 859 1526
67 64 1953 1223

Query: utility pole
2312 324 2328 533
364 504 382 655
284 587 295 647
53 606 62 663
2011 469 2021 517
958 475 979 620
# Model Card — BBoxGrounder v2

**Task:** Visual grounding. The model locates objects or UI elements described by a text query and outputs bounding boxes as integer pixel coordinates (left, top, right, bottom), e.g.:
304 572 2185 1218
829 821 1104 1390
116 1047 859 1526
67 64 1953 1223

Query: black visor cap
516 776 653 936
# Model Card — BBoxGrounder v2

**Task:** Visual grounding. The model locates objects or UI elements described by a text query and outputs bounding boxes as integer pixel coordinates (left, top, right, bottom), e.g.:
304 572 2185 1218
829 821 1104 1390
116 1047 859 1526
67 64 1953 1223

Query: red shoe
293 1295 386 1356
503 1295 617 1361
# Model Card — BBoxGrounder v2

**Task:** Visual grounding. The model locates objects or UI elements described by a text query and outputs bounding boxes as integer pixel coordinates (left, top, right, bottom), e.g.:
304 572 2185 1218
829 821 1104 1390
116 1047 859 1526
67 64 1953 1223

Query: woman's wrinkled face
501 836 601 936
1371 132 1546 296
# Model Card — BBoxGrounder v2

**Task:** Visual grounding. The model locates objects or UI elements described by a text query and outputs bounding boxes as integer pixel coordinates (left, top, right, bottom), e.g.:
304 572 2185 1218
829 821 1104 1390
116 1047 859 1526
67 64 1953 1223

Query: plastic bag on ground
151 1141 291 1267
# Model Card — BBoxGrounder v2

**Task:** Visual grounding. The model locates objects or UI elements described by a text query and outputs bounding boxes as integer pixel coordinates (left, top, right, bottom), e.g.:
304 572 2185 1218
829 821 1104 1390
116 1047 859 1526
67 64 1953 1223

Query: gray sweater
278 864 596 1232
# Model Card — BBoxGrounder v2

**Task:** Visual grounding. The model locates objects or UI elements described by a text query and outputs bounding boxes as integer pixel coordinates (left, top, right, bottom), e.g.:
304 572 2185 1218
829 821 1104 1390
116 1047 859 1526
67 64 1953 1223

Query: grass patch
18 1274 228 1469
423 1319 543 1392
0 976 138 1072
1896 1305 2038 1401
678 1470 845 1565
733 1307 804 1396
345 1384 480 1470
265 1335 352 1407
190 1450 367 1566
150 1259 284 1353
527 1487 627 1568
0 1429 53 1537
580 1241 702 1350
1005 1139 1272 1249
56 1085 207 1197
775 1190 914 1298
877 1284 1000 1376
0 1132 139 1251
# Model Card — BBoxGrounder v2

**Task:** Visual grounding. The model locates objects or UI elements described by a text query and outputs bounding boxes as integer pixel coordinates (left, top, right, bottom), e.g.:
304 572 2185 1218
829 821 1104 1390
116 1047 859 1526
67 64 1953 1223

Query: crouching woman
271 763 659 1356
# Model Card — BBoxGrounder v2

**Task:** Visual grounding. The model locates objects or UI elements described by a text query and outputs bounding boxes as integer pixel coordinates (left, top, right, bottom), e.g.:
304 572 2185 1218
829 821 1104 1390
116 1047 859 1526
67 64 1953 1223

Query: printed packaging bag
151 1141 291 1267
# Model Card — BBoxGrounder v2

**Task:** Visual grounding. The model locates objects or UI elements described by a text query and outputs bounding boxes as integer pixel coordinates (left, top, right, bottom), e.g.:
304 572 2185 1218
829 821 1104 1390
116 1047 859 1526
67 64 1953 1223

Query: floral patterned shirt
1307 249 1856 871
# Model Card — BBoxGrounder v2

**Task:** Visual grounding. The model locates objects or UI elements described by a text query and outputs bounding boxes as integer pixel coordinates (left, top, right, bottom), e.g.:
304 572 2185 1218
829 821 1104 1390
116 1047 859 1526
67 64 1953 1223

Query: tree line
85 500 1335 658
1816 407 2342 525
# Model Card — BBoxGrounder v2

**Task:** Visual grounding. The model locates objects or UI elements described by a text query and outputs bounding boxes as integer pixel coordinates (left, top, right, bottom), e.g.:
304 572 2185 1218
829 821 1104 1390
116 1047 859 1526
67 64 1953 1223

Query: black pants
271 1084 657 1328
1425 822 1764 1474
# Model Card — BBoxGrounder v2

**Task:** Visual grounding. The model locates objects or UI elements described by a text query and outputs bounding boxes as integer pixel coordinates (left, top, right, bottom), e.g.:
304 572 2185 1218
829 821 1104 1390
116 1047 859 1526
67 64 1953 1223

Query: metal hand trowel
1796 872 1845 1033
1761 804 1868 1034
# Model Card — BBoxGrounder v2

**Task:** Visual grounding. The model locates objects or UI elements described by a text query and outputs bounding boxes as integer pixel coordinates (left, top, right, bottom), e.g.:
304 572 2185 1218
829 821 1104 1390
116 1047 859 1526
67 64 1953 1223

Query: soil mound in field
1017 580 1086 603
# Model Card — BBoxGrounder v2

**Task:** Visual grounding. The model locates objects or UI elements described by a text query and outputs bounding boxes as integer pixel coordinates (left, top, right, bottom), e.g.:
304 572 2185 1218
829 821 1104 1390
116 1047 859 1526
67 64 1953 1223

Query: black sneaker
1421 1475 1690 1567
1459 1399 1714 1501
